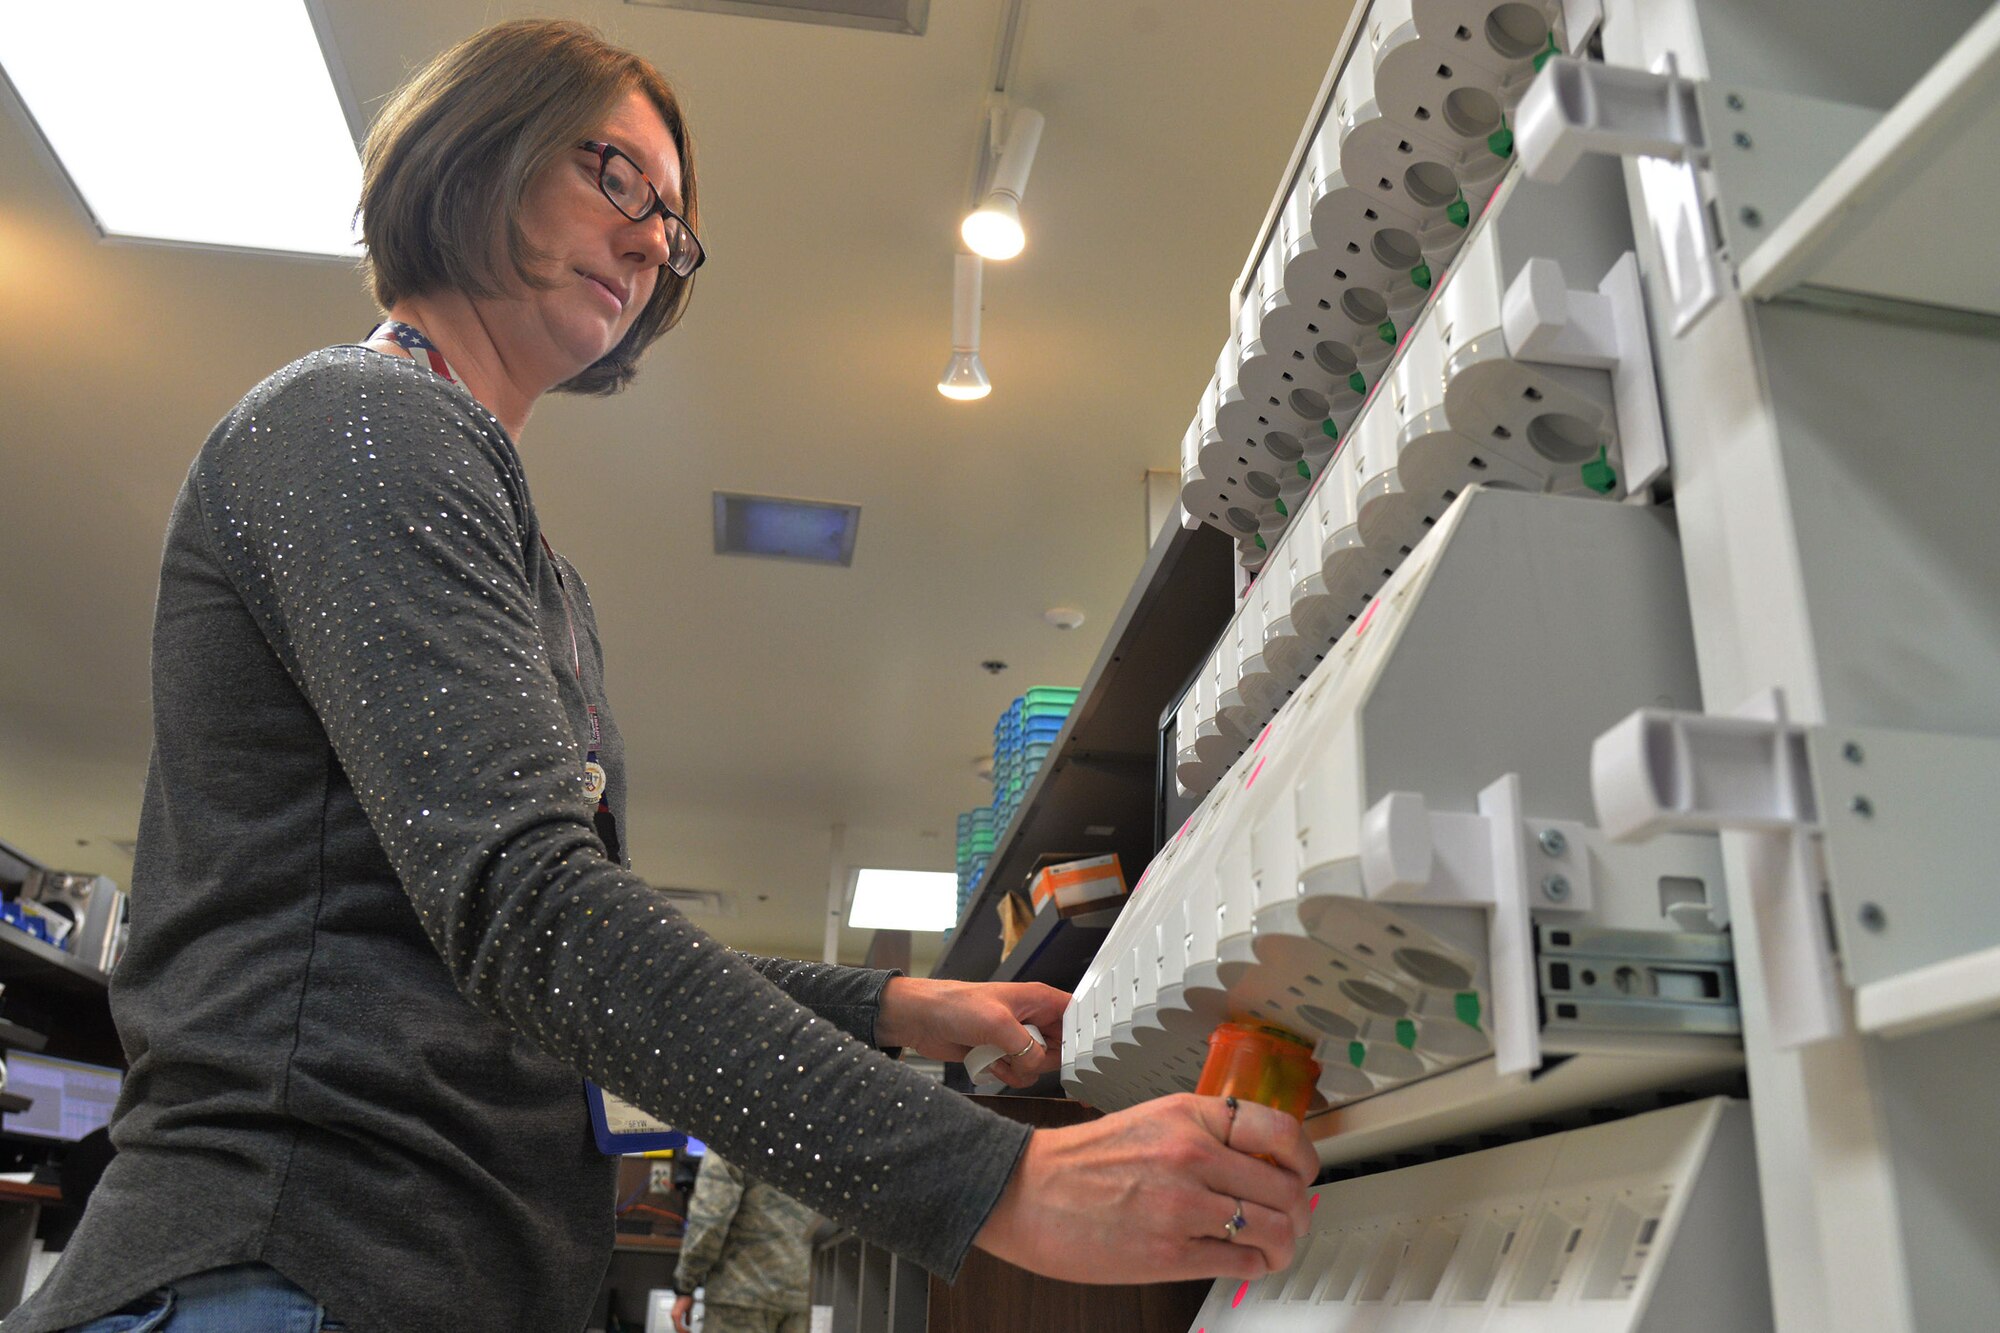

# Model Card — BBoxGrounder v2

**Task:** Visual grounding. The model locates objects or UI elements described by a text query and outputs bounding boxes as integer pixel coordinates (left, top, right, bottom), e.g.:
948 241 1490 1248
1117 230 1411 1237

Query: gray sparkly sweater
4 348 1030 1333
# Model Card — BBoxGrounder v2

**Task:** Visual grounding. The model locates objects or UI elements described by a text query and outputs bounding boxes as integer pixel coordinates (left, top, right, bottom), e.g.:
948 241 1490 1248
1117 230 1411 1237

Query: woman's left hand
877 977 1069 1088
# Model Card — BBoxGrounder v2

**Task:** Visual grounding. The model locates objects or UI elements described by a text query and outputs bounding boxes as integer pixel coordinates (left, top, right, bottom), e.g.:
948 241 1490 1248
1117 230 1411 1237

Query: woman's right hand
972 1093 1318 1284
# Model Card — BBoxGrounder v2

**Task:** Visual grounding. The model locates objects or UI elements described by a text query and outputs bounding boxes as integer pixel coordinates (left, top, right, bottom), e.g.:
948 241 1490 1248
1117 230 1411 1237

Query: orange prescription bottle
1195 1021 1320 1123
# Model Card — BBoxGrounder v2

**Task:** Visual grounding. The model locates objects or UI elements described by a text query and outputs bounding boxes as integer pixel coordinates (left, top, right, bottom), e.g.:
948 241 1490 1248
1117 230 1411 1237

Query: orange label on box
1028 854 1127 914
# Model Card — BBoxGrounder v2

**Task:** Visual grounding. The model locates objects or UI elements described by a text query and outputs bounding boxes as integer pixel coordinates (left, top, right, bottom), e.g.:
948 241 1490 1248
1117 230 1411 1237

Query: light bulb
961 194 1025 261
937 350 991 400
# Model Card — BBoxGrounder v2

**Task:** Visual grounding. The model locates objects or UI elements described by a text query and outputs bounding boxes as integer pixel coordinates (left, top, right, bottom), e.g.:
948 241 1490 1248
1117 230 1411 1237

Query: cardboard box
1028 854 1128 917
997 892 1036 959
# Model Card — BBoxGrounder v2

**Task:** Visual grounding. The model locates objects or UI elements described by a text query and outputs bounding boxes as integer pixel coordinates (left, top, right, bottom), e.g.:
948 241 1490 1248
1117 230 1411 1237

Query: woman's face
490 87 682 385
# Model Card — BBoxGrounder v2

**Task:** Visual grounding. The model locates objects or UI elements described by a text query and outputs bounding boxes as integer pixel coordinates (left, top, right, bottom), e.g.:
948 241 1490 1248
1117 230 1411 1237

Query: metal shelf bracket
1358 778 1593 1080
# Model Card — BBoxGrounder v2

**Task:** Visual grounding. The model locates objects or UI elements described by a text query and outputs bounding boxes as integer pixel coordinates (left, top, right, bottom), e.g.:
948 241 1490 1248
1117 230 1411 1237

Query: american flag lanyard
370 320 622 863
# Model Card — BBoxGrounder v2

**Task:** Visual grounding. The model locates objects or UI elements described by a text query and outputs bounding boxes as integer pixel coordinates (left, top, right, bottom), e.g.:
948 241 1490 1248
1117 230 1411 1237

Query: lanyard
369 320 618 856
367 322 585 682
370 319 463 385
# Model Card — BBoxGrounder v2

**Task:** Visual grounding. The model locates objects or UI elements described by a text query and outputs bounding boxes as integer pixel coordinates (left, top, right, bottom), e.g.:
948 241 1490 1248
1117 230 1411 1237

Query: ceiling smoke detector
625 0 928 36
1043 606 1085 631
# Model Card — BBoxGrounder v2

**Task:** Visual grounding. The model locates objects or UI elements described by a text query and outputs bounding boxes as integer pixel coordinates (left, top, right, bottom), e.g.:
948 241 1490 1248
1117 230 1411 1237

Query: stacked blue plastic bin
954 687 1080 924
955 807 997 924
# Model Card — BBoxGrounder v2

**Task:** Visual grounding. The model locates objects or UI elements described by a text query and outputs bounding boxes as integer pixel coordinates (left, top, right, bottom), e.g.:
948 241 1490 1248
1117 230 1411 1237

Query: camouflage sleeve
675 1150 746 1293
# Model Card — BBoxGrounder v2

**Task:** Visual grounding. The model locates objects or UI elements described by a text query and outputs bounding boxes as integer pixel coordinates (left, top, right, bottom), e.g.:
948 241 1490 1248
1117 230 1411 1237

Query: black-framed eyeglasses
579 140 705 279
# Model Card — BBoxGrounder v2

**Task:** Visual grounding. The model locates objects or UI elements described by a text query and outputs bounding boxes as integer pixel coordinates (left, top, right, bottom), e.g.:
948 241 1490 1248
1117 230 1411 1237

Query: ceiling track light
938 251 991 401
961 105 1043 261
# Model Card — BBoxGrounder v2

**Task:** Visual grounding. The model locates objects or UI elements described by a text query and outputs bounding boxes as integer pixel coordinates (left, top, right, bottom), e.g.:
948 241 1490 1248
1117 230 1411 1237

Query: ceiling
0 0 1352 968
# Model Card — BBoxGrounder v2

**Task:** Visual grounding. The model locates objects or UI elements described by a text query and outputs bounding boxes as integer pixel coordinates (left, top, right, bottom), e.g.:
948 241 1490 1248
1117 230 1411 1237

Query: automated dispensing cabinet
1095 1 2000 1329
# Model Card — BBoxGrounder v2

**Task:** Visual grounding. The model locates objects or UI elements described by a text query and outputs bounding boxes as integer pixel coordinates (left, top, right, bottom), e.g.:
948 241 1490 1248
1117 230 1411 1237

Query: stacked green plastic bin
955 807 997 923
954 687 1081 925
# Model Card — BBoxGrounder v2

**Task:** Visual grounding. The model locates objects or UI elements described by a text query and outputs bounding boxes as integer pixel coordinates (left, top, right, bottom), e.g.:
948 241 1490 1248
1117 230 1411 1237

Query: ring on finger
1008 1039 1037 1061
1221 1199 1247 1242
1222 1094 1239 1146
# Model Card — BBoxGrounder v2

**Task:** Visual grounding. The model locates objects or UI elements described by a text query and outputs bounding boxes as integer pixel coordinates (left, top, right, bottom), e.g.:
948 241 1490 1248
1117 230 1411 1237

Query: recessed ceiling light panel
847 869 956 932
627 0 928 36
0 2 363 258
713 492 861 566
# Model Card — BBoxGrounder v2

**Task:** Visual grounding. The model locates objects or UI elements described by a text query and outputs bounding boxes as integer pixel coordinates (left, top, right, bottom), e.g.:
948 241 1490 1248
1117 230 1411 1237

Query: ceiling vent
625 0 928 36
649 885 735 917
714 492 861 566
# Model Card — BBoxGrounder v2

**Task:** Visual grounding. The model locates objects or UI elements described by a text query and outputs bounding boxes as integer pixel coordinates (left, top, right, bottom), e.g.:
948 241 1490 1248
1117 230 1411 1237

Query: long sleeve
738 956 898 1045
194 349 1029 1279
675 1152 746 1292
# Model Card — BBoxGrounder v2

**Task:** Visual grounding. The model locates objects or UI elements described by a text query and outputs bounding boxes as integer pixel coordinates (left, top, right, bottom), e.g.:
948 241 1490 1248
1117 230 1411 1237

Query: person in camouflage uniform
672 1148 819 1333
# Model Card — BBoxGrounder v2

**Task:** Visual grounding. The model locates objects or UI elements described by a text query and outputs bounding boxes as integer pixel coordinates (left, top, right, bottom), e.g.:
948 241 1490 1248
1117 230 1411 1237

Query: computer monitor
3 1051 122 1143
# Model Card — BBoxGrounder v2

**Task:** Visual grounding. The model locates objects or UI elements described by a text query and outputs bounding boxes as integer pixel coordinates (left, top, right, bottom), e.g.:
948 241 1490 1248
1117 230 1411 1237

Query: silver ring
1008 1039 1037 1061
1222 1201 1247 1242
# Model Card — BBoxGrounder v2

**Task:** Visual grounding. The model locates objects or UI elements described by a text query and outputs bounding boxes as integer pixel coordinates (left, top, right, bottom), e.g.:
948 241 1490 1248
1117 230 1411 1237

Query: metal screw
1858 902 1887 932
1725 92 1745 110
1850 795 1874 818
1538 828 1568 857
1541 874 1571 903
1733 130 1753 149
1740 206 1763 227
1842 741 1865 764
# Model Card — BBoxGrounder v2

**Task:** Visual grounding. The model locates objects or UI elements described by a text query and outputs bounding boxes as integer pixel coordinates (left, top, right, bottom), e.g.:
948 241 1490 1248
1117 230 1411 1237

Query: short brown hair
359 19 698 395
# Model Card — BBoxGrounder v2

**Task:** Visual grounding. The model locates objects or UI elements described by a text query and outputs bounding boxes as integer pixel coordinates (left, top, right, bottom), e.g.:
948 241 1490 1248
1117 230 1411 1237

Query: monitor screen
3 1051 122 1142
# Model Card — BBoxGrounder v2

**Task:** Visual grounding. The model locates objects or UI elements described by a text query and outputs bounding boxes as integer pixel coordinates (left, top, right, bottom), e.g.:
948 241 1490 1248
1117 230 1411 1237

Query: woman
7 20 1313 1333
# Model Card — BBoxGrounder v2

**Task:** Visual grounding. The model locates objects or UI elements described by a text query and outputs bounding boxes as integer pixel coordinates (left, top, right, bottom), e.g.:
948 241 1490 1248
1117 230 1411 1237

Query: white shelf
1739 2 2000 316
1308 1044 1743 1170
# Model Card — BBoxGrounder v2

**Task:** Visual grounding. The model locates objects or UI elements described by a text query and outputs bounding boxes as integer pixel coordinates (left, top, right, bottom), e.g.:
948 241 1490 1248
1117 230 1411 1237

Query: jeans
61 1263 348 1333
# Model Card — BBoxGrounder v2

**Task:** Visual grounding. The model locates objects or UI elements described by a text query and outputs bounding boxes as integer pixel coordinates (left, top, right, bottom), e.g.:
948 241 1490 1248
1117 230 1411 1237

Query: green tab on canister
1581 445 1618 494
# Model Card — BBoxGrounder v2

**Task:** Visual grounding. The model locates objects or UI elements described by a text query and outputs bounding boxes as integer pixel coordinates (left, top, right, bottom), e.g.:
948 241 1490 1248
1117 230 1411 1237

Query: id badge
584 1081 687 1155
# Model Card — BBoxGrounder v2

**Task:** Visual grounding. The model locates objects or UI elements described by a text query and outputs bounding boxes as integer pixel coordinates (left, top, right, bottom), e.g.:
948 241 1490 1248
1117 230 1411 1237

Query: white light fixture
960 106 1043 260
938 251 991 401
846 869 958 932
0 2 362 258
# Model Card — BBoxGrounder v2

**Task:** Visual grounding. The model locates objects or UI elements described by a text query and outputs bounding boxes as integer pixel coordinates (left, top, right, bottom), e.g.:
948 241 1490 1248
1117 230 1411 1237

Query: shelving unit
0 842 116 1127
0 840 114 1002
0 930 110 1001
1736 3 2000 317
0 1022 46 1054
931 519 1233 985
988 905 1121 989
